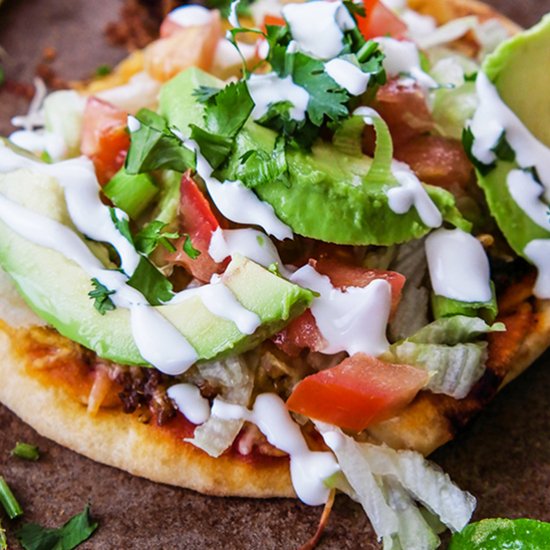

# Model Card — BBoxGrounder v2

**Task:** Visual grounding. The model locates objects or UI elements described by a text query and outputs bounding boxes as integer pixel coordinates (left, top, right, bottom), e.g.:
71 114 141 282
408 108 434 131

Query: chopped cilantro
17 505 98 550
237 137 289 188
95 64 112 77
127 257 173 306
464 71 478 82
0 476 23 520
343 0 366 18
88 278 116 315
192 85 222 103
135 220 179 256
182 234 201 259
11 442 40 461
109 207 133 244
462 127 494 176
190 80 254 168
125 109 196 175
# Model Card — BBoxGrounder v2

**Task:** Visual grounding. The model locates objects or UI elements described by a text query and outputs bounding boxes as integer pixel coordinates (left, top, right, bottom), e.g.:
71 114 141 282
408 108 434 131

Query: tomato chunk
357 0 407 40
273 260 405 356
145 11 221 81
286 353 428 431
167 171 227 282
81 97 130 184
395 135 473 195
367 78 434 150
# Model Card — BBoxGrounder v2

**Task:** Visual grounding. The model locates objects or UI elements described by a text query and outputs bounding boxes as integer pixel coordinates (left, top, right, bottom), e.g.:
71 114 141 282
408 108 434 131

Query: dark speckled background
1 1 550 548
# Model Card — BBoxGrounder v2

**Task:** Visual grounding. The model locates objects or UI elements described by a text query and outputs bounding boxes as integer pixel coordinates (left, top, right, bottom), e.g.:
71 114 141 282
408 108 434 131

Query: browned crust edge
0 0 544 499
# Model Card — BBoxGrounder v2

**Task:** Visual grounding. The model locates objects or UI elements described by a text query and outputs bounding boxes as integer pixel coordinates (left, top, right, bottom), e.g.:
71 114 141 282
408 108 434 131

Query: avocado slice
471 17 550 257
0 168 313 366
159 68 468 246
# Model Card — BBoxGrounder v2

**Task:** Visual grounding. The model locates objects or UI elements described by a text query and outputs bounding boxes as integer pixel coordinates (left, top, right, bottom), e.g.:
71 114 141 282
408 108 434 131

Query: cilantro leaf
191 81 254 169
189 125 234 169
0 520 6 550
17 505 98 550
182 234 201 259
193 85 222 103
127 257 173 306
292 52 350 126
237 137 289 188
109 207 133 244
88 278 116 315
125 109 196 175
135 220 179 256
343 0 366 18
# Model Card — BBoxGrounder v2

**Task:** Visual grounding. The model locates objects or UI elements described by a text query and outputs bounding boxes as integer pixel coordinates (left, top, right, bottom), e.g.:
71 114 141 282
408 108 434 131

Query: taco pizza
1 0 550 547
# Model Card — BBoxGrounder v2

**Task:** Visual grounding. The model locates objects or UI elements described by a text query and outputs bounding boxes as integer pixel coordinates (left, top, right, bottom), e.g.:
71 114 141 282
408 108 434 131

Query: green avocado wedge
449 518 550 549
470 16 550 257
0 168 313 366
160 68 469 246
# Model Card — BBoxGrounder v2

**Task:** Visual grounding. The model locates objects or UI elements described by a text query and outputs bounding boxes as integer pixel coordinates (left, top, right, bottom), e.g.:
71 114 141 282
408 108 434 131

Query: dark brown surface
1 1 550 548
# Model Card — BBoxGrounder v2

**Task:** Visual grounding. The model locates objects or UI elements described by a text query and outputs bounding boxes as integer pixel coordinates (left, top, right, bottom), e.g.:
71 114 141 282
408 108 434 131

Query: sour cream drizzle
290 264 392 356
167 383 211 425
185 140 293 240
524 240 550 299
247 73 310 122
211 393 340 505
507 170 550 231
375 37 437 91
470 71 550 194
425 228 492 303
324 59 370 96
169 274 261 335
209 227 289 276
282 1 355 60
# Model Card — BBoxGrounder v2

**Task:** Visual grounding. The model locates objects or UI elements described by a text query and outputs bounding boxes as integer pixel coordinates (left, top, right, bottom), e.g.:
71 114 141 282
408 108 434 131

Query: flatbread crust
0 0 546 499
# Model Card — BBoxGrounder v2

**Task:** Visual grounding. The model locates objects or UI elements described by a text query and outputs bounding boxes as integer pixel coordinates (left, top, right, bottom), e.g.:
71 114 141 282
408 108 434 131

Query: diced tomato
144 11 222 81
81 97 130 185
287 353 428 431
315 258 405 314
272 309 327 357
366 78 434 151
394 135 473 195
273 259 405 356
357 0 407 40
263 14 286 29
167 171 227 282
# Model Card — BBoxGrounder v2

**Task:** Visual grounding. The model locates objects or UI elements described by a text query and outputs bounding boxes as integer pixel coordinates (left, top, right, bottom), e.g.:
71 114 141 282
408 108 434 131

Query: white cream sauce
375 37 437 91
169 274 261 335
290 264 392 356
524 239 550 299
247 73 309 122
211 393 340 505
282 1 355 60
168 5 212 27
208 227 288 275
425 228 492 303
470 72 550 196
507 170 550 231
185 140 293 241
167 383 211 425
388 160 443 228
325 59 370 96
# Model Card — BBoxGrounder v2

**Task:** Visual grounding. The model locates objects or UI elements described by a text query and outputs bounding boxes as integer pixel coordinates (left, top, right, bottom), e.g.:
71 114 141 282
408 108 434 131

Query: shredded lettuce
387 316 504 399
389 239 430 341
316 423 475 549
415 17 478 50
184 356 254 457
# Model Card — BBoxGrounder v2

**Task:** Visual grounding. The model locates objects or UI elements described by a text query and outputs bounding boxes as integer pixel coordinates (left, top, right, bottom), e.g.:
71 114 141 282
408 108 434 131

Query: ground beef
115 366 177 425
